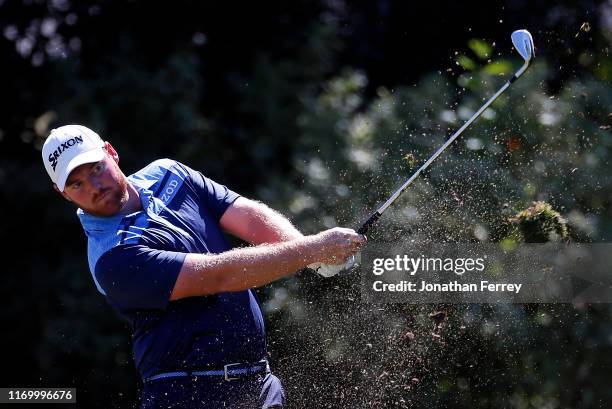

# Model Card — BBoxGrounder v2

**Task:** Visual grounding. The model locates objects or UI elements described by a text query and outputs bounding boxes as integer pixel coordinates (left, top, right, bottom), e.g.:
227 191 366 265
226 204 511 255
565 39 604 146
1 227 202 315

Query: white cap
42 124 106 191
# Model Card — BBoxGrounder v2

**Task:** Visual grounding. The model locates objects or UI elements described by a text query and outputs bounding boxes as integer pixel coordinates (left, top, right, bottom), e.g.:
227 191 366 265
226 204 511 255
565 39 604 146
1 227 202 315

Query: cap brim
56 148 107 191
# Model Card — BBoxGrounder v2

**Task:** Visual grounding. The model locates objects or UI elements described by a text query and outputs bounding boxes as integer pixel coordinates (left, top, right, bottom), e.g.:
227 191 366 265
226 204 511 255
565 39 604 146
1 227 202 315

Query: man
42 124 365 408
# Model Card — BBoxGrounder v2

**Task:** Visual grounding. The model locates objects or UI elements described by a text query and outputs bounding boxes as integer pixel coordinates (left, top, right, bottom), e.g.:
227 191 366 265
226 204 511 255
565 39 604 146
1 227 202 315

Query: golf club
356 29 535 235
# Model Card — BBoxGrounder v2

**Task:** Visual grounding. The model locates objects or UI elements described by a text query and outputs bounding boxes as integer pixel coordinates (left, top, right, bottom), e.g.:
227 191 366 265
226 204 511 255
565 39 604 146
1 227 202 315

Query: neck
118 182 142 215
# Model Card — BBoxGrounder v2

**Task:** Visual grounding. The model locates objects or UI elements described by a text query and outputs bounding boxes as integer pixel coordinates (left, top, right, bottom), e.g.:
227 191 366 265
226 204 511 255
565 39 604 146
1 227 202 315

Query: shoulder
129 159 193 187
133 158 187 178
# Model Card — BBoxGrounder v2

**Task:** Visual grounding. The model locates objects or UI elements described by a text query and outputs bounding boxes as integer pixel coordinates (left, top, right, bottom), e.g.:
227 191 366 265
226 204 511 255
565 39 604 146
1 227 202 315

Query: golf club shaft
357 63 529 235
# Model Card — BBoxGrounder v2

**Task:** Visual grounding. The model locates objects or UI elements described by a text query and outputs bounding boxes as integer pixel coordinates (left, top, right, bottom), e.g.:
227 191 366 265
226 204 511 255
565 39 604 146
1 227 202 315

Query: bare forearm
245 205 302 242
220 197 303 244
259 206 303 242
171 235 320 299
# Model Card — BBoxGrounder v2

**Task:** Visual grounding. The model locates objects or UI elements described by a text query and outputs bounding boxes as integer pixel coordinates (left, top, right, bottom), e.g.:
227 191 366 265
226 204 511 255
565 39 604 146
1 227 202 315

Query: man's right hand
313 227 366 265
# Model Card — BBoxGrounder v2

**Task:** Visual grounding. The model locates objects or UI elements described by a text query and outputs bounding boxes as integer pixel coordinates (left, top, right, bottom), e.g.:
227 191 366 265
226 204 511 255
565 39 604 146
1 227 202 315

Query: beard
115 173 129 209
86 173 130 217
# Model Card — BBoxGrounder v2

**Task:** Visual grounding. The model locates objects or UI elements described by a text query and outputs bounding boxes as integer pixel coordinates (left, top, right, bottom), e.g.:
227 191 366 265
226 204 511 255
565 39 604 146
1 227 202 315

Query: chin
90 204 121 217
91 194 124 216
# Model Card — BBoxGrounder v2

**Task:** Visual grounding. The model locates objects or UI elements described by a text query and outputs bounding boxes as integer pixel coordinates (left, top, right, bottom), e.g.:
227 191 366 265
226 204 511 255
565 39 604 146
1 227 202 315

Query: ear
53 184 72 202
104 141 119 164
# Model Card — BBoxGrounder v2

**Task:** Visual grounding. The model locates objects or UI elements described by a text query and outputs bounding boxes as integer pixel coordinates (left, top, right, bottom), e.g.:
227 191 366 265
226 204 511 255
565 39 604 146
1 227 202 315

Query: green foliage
468 39 492 60
269 42 612 408
509 201 569 243
457 54 477 70
482 59 513 75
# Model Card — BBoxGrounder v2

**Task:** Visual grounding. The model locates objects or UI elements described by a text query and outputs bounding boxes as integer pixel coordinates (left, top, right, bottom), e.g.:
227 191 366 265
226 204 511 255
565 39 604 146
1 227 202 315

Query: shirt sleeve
178 162 241 221
94 244 187 310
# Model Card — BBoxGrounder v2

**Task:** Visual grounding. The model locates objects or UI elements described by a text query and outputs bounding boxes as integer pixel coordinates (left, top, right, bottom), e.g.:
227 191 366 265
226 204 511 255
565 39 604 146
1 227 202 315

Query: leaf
482 59 513 75
468 38 492 60
457 55 476 70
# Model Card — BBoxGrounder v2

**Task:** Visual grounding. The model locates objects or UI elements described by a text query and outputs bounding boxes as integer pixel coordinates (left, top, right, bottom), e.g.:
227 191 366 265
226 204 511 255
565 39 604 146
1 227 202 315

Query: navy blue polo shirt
77 159 267 379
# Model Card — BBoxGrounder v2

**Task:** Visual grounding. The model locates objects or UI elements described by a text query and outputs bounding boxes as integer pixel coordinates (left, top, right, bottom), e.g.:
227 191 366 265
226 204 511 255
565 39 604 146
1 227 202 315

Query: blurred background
2 0 612 407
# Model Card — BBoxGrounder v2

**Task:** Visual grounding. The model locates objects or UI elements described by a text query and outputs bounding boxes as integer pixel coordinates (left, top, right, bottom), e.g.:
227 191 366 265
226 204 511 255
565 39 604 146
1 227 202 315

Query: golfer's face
63 155 128 216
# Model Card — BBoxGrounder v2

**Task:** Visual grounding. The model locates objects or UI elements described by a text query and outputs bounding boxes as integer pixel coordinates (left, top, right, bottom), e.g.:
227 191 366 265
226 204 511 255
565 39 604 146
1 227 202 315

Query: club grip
357 212 381 235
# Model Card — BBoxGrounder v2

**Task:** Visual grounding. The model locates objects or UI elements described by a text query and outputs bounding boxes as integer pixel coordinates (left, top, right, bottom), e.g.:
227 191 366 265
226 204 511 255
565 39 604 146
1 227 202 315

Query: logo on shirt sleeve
161 179 180 204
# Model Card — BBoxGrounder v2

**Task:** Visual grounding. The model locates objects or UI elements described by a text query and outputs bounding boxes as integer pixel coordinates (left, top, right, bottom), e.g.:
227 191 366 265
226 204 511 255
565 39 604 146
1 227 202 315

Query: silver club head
511 29 535 63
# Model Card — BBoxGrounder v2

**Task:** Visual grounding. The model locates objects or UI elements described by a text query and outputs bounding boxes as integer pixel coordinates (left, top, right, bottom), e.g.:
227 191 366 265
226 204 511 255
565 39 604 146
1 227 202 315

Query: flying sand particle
575 22 591 37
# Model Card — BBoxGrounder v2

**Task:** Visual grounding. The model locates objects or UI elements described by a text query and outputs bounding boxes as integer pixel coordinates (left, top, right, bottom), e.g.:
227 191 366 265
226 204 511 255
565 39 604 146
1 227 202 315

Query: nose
88 175 104 192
